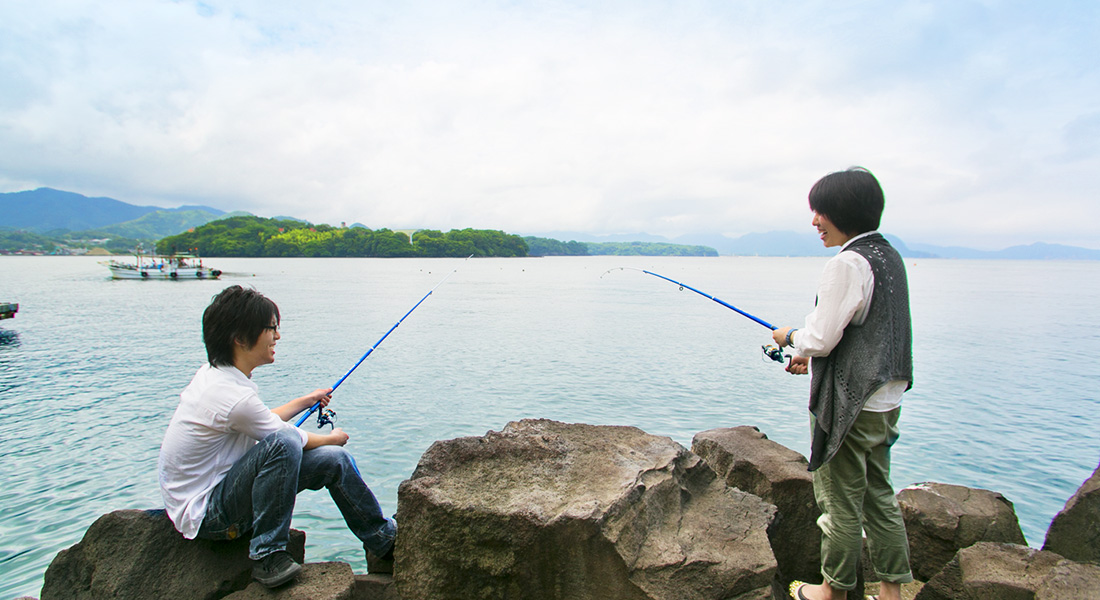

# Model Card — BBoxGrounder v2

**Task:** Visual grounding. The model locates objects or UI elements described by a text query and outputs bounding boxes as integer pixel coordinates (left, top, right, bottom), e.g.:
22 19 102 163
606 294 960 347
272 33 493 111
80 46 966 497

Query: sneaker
253 551 302 588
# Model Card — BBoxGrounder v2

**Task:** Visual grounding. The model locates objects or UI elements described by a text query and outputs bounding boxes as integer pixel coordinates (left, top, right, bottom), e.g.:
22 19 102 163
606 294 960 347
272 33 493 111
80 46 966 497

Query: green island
157 216 527 258
151 216 718 258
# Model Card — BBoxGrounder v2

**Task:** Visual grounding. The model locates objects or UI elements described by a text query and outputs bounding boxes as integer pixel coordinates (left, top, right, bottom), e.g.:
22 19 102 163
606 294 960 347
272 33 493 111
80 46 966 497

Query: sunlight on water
1 255 1098 597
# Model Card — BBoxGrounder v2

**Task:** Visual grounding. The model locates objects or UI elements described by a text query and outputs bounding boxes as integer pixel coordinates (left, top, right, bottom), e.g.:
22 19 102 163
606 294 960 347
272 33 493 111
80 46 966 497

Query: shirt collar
210 363 259 390
841 230 879 250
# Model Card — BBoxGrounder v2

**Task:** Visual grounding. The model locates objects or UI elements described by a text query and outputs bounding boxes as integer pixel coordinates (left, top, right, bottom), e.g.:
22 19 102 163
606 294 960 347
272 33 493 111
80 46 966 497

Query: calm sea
1 255 1098 598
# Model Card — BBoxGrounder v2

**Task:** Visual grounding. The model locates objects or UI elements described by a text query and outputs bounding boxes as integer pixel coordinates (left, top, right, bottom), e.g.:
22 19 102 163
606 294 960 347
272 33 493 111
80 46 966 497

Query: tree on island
156 216 529 258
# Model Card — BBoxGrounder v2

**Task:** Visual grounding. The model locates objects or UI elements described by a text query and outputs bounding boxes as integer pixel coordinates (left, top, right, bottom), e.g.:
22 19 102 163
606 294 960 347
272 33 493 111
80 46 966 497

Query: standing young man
159 285 396 588
771 168 914 600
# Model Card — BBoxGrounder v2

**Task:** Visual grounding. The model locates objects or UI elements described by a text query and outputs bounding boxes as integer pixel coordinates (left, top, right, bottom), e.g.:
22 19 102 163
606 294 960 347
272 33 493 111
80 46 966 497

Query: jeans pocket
198 506 247 541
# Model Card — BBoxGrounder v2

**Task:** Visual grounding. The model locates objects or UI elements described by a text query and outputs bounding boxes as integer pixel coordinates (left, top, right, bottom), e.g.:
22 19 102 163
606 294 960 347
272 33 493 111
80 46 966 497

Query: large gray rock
355 574 401 600
691 426 821 589
898 482 1026 581
1043 461 1100 564
223 562 355 600
395 419 778 600
914 542 1100 600
41 509 305 600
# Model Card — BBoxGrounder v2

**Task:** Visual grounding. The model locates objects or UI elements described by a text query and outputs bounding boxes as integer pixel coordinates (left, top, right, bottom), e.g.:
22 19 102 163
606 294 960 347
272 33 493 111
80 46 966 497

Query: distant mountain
675 231 833 257
908 241 1100 260
529 231 671 244
0 188 225 233
82 209 242 240
524 230 1098 260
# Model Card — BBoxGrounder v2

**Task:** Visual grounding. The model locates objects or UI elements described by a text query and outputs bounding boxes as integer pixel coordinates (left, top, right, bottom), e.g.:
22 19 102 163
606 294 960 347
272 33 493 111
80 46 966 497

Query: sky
2 1 1098 250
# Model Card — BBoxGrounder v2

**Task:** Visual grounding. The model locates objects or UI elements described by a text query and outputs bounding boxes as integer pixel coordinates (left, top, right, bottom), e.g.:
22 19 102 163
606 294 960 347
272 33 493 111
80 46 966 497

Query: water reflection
0 329 19 347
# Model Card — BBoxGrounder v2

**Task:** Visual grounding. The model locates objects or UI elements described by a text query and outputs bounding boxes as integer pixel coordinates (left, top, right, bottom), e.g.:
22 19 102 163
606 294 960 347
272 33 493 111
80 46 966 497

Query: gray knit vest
807 233 913 471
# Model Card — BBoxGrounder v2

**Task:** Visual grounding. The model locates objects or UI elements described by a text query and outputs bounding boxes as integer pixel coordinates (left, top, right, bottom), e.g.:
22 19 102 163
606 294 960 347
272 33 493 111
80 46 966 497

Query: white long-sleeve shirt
158 364 308 538
791 231 907 412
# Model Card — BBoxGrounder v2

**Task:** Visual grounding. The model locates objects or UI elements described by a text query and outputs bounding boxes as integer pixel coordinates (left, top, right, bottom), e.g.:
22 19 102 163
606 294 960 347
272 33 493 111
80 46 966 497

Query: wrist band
785 328 797 347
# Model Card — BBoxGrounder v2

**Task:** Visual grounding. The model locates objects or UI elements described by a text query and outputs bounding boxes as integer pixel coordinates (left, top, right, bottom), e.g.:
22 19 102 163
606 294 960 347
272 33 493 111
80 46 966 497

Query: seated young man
158 285 396 588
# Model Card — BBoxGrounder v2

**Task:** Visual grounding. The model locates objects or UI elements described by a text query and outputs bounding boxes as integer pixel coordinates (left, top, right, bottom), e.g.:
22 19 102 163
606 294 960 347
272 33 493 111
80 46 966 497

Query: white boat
100 253 222 280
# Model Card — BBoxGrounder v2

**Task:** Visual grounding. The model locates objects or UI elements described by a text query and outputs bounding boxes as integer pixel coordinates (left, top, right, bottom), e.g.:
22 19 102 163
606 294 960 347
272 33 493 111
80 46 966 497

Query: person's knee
310 445 355 472
261 428 304 463
818 511 862 543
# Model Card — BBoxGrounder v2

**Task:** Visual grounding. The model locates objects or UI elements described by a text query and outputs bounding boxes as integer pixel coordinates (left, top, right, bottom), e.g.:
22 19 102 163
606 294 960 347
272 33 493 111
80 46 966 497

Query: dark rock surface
914 542 1100 600
40 509 305 600
395 419 778 600
897 482 1026 581
355 574 400 600
1043 461 1100 564
691 426 821 593
222 562 355 600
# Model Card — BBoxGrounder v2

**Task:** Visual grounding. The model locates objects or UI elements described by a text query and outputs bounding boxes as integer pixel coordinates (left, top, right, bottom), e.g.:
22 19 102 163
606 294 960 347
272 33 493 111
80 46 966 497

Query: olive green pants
812 408 913 590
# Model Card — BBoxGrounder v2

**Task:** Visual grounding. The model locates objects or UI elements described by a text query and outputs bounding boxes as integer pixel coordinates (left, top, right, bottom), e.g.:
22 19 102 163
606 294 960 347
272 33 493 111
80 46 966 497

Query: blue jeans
196 428 397 560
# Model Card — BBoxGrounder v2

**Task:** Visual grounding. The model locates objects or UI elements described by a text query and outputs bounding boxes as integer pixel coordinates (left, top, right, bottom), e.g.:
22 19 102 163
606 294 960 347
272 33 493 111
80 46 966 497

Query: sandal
788 581 812 600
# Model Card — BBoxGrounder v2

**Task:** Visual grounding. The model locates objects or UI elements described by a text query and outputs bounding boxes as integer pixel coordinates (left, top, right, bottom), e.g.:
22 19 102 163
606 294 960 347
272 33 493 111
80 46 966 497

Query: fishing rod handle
295 402 320 427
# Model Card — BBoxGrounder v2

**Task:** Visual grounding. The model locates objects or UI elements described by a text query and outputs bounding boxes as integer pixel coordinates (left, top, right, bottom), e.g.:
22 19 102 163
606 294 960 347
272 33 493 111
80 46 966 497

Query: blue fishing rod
295 257 471 428
601 266 787 364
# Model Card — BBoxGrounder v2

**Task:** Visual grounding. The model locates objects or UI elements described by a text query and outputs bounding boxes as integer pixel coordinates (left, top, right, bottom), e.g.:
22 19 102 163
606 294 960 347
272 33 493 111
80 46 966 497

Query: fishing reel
761 344 786 364
315 408 338 430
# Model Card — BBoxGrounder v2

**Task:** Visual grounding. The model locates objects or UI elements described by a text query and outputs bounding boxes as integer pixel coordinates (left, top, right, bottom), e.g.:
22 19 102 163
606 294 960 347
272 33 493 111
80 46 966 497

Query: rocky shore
28 419 1100 599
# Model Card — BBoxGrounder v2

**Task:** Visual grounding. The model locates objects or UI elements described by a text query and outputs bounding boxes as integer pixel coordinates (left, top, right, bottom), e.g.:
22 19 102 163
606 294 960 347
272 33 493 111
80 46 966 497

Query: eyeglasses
262 324 280 333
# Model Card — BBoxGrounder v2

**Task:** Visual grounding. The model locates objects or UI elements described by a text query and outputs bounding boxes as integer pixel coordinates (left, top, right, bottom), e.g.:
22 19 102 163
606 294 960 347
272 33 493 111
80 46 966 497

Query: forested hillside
157 216 529 258
584 241 718 257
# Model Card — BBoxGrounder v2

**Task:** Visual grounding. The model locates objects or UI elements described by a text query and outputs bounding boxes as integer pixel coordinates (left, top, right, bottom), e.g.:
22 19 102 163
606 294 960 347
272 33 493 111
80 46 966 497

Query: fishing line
295 255 472 428
601 266 788 364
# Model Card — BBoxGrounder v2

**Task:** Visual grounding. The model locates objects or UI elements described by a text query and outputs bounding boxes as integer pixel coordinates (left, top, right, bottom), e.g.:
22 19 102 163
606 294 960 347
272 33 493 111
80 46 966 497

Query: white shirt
791 232 907 412
158 364 308 538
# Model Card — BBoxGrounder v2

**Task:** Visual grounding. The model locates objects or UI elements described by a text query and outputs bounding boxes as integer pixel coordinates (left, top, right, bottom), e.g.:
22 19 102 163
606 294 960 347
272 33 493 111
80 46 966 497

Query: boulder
914 542 1100 600
395 419 778 600
355 574 401 600
1043 461 1100 564
223 562 356 600
40 509 305 600
898 482 1026 581
691 427 821 588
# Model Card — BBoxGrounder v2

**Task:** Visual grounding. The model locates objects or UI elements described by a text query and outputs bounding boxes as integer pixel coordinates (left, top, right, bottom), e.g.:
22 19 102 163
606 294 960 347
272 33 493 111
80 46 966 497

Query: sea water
1 255 1098 598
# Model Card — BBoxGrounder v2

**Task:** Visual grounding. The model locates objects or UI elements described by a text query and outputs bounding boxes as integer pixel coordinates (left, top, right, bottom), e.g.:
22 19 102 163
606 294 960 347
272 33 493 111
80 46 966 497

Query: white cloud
2 0 1098 249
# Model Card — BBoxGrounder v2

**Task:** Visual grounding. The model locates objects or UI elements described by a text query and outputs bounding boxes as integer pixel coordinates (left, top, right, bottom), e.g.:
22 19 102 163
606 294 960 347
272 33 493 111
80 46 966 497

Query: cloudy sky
2 1 1098 249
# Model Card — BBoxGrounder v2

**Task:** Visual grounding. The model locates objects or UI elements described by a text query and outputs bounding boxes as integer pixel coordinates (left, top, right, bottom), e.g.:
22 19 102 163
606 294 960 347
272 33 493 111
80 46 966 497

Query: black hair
808 167 885 236
202 285 280 367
